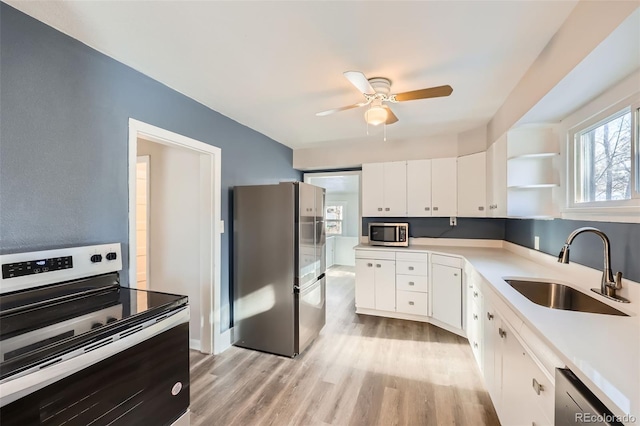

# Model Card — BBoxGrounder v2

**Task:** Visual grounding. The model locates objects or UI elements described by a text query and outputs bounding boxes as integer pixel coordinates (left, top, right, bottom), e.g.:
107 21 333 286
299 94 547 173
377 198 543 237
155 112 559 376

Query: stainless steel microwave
368 223 409 247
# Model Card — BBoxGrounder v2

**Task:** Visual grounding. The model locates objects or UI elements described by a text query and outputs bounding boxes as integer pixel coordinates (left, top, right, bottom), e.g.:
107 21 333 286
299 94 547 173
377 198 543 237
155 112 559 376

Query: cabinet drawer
396 251 428 262
396 261 427 276
431 254 463 268
396 291 428 316
355 250 396 260
396 274 427 292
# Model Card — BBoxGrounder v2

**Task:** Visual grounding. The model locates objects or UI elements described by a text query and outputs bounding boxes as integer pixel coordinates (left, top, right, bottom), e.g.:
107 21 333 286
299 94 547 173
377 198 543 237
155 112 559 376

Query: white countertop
356 242 640 423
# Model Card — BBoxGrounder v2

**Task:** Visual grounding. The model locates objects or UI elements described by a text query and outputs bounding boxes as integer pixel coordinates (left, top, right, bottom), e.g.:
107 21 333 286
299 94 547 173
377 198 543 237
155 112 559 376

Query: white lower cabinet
431 263 463 330
355 257 395 311
355 249 428 318
355 258 376 309
373 260 396 312
478 292 555 426
499 320 553 426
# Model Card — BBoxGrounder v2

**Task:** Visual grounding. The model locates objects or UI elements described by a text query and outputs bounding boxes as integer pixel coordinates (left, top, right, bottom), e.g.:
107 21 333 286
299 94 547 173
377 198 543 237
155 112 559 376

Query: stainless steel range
0 244 190 426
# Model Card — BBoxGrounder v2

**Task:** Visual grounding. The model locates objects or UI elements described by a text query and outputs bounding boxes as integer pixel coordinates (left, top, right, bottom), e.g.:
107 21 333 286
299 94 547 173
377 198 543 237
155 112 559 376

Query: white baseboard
214 328 232 354
189 339 201 351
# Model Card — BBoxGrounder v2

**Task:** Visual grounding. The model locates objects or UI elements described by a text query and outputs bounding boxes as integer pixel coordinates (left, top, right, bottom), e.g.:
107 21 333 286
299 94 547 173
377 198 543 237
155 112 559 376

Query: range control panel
0 243 122 294
2 256 73 279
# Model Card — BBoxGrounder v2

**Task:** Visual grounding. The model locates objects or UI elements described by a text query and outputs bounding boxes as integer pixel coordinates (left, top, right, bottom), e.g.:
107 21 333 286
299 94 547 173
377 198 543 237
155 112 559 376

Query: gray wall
0 4 301 330
505 219 640 283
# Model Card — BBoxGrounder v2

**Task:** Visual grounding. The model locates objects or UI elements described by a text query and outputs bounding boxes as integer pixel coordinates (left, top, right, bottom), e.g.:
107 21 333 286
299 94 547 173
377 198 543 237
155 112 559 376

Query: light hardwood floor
189 266 500 426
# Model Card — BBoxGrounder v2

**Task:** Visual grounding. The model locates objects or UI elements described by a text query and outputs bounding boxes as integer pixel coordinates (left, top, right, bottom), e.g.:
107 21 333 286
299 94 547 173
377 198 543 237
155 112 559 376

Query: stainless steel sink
504 279 629 316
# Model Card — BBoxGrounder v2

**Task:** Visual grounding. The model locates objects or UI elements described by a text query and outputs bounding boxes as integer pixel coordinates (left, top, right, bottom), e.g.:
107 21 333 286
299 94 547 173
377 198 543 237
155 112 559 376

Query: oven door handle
0 306 189 408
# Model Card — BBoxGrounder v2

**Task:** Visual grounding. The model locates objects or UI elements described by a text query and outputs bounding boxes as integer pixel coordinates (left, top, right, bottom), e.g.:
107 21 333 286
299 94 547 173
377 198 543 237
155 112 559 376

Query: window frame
566 95 640 213
325 202 347 236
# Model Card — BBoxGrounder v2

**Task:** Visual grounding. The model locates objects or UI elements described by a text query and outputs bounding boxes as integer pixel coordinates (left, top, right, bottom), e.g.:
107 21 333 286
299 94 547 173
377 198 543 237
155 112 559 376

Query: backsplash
362 217 506 240
505 218 640 283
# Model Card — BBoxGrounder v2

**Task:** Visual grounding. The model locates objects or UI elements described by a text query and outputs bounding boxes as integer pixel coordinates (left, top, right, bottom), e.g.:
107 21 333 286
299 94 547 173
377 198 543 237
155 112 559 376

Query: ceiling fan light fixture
364 105 388 126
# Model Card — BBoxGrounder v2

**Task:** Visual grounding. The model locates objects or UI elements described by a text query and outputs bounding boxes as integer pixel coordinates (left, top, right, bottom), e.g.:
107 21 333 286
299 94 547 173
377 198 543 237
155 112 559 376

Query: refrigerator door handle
294 273 325 294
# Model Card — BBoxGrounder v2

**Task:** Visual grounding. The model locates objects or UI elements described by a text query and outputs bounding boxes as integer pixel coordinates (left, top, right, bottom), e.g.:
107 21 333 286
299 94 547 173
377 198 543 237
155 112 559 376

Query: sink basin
504 279 628 317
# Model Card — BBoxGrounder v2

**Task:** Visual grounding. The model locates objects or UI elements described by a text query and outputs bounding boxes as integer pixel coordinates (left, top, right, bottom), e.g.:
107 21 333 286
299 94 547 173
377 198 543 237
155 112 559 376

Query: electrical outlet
450 217 457 226
534 236 540 250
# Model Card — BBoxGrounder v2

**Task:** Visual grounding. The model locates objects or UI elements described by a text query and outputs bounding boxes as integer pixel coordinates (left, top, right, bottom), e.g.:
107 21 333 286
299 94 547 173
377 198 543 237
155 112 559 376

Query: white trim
135 155 150 289
128 118 229 355
189 338 201 351
303 170 362 242
565 93 640 217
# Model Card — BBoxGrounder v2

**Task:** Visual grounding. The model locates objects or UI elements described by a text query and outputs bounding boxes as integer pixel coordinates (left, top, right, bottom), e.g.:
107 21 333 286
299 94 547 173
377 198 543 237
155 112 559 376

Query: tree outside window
325 205 344 235
574 110 632 203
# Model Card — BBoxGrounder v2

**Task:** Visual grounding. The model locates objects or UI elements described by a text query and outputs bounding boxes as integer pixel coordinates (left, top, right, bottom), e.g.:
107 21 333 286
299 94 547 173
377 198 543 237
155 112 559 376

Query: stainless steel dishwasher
555 368 626 426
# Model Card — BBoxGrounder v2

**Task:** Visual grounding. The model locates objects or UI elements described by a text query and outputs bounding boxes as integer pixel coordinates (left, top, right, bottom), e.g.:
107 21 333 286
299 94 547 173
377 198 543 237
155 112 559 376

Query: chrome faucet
558 227 629 303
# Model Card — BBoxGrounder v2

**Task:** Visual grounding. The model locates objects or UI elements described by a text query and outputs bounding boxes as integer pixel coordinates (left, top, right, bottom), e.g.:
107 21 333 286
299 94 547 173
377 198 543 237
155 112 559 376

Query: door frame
128 118 228 354
303 171 362 240
135 155 150 289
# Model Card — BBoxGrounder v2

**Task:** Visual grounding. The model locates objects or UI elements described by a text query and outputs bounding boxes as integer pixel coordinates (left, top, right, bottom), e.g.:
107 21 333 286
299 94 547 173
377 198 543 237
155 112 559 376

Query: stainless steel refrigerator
233 182 326 357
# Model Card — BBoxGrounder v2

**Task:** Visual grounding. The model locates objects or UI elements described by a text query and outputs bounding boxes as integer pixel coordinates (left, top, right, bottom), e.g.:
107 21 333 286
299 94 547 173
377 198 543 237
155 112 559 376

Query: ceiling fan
316 71 453 126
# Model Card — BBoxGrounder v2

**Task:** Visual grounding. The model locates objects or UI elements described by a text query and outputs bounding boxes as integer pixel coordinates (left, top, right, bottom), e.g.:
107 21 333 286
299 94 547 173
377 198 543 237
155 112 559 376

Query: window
569 101 639 210
574 109 632 203
325 205 344 235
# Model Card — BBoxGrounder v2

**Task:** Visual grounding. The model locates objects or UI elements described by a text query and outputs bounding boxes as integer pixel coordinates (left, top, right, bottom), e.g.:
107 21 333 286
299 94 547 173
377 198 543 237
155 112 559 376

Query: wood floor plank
189 265 500 426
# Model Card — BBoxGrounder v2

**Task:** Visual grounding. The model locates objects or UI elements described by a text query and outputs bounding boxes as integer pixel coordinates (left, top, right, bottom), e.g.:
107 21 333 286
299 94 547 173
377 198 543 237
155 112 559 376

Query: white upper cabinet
457 152 486 217
362 161 407 217
407 159 432 217
383 161 408 217
431 158 457 217
362 162 385 216
486 135 507 217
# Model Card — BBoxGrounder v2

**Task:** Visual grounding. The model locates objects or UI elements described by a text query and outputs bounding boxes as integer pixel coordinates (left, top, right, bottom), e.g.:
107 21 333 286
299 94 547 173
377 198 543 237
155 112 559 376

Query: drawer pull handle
473 314 478 320
385 207 390 211
487 312 494 321
473 292 478 298
532 378 544 395
478 206 484 211
408 301 415 306
453 273 458 277
425 207 430 211
433 207 439 211
408 282 415 286
378 207 383 211
499 328 507 339
376 264 381 268
408 266 414 271
367 263 373 267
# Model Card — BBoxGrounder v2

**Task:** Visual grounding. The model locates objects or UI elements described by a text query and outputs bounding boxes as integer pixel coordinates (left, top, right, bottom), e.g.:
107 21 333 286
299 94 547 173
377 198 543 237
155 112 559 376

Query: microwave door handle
396 227 400 242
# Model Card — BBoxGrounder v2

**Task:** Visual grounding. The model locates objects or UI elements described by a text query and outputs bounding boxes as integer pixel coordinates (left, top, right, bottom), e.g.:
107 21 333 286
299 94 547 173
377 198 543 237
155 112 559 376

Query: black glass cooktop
0 272 187 380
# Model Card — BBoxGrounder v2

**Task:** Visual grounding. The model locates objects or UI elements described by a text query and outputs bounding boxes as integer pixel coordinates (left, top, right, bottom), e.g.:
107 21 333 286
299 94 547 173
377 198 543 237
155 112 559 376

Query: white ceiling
6 0 578 149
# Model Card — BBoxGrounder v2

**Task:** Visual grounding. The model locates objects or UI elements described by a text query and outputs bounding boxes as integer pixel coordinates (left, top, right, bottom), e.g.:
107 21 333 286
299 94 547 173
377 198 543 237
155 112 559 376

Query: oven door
0 308 190 426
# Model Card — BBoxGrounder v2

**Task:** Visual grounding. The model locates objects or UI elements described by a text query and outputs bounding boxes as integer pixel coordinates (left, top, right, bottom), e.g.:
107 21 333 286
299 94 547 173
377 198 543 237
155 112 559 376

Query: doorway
128 119 228 355
305 172 361 268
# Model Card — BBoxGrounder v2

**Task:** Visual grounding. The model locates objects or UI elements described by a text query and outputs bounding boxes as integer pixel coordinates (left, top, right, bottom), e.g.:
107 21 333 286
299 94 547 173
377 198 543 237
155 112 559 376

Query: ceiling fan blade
393 85 453 102
316 101 370 117
344 71 375 95
383 105 399 124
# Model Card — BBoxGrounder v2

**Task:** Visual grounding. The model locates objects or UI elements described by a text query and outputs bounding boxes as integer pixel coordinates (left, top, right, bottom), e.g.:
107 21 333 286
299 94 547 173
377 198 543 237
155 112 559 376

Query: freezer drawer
295 277 326 355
